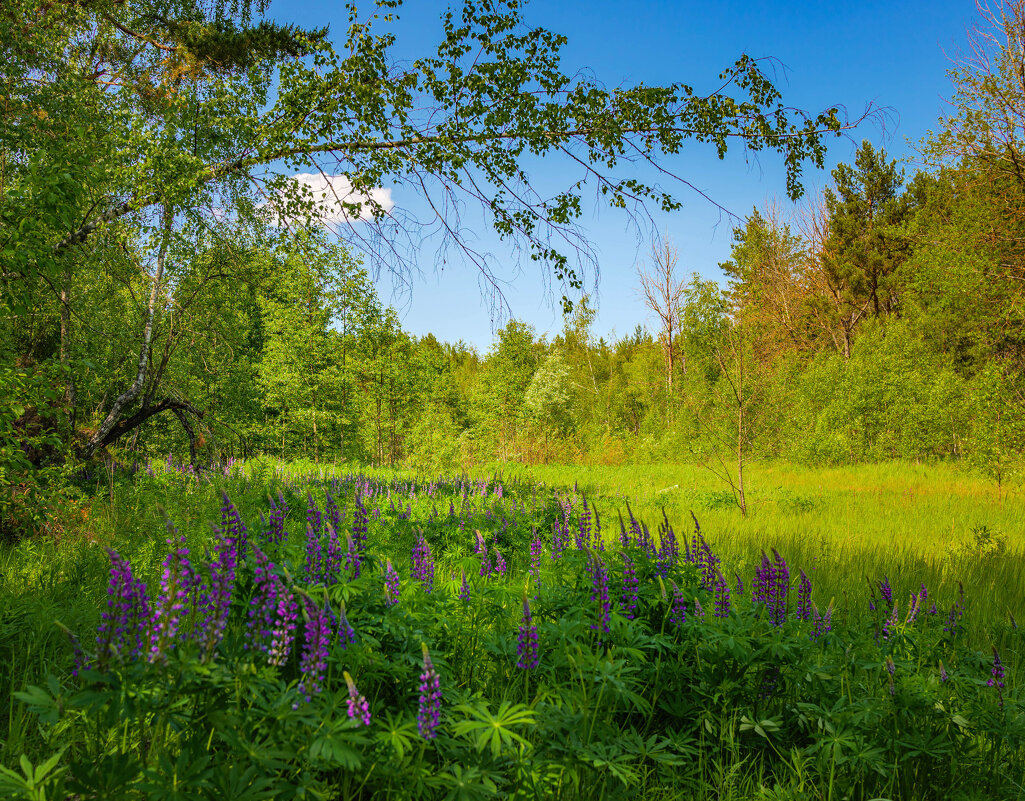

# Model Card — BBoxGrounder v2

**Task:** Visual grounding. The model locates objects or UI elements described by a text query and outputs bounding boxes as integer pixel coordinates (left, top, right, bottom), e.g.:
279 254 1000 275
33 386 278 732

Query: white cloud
267 173 393 225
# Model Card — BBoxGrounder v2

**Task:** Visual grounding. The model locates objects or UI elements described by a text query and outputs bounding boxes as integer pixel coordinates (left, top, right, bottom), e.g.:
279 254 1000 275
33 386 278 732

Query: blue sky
269 0 975 351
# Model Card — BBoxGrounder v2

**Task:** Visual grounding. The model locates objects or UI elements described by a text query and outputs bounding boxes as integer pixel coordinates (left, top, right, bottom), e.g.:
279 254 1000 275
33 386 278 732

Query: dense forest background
3 0 1025 532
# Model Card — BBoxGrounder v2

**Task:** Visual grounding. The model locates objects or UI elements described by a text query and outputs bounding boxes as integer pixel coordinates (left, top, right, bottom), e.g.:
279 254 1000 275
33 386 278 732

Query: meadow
0 459 1022 800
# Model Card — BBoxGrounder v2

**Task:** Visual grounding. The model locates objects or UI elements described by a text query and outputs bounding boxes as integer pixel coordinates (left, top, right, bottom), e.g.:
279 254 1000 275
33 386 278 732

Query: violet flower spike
516 596 540 670
344 671 372 726
417 644 442 740
384 559 401 606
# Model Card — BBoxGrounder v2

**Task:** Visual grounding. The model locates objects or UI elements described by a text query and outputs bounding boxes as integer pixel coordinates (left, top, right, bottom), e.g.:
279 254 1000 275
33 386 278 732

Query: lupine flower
344 671 371 725
939 660 948 683
411 533 435 593
810 603 832 641
352 493 369 552
905 592 920 625
384 560 401 605
578 497 592 550
459 569 471 603
620 553 638 620
304 523 324 585
752 552 771 607
479 543 492 577
320 523 343 584
769 550 789 626
492 549 507 577
707 573 728 618
590 553 611 643
306 494 322 540
796 570 812 621
337 600 356 646
246 546 296 665
220 492 248 563
296 597 333 704
882 603 899 639
325 491 342 534
199 524 238 656
989 647 1006 709
149 533 200 663
344 531 362 580
266 492 289 545
885 655 896 696
552 519 568 559
417 644 442 740
693 597 705 620
668 581 687 629
529 532 543 593
474 530 487 556
516 596 539 669
879 576 893 607
96 549 150 669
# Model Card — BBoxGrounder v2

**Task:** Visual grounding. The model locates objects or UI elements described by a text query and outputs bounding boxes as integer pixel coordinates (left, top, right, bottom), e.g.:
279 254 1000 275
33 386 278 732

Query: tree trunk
85 205 172 457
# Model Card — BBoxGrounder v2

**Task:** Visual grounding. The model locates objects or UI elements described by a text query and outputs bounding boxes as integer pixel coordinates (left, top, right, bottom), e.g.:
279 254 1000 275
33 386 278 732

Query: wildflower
337 600 356 646
713 573 732 618
493 548 508 577
384 560 400 606
769 550 789 626
516 596 539 669
882 603 899 640
304 522 324 585
296 597 333 704
579 497 592 550
621 553 638 620
352 493 369 552
343 530 362 580
885 655 896 696
905 592 920 626
306 493 322 540
529 532 543 592
796 570 812 621
411 533 435 593
344 671 372 726
220 492 248 562
988 647 1006 709
668 581 687 629
810 602 832 641
939 660 948 683
590 553 612 643
459 569 471 603
96 549 150 669
149 533 199 663
417 644 442 739
878 576 893 607
693 597 705 620
199 522 239 655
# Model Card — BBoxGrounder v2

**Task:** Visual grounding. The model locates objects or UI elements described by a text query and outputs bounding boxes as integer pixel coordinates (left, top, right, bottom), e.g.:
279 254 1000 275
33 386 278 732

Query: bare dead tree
637 238 687 395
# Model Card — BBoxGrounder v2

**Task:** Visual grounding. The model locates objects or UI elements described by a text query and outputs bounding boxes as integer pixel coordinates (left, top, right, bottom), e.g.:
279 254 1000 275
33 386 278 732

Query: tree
638 239 687 394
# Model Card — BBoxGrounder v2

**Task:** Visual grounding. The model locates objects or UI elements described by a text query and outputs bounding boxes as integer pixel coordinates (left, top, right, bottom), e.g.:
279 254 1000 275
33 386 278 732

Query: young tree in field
521 350 575 462
0 0 863 467
638 239 687 395
473 321 539 461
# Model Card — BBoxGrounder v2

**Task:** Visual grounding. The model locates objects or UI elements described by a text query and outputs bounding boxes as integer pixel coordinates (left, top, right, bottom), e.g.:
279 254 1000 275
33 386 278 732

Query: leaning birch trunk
85 205 172 457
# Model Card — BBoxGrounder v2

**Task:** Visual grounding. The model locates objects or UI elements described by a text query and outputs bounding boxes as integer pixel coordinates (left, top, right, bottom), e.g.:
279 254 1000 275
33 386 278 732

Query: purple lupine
296 597 332 704
668 581 687 629
637 522 656 560
552 519 568 559
412 533 435 593
199 523 238 656
474 530 487 556
337 600 356 646
352 493 369 552
882 603 899 639
810 603 832 641
590 553 611 644
246 545 297 665
939 660 949 683
304 523 324 585
769 550 789 626
384 559 401 606
459 569 471 603
885 656 896 696
735 573 744 595
267 492 288 545
322 523 344 584
796 570 812 621
516 597 540 669
906 592 921 625
149 533 200 663
618 512 631 549
324 492 342 535
306 494 322 540
96 549 150 669
693 597 705 620
621 553 639 620
344 671 372 725
988 647 1006 709
220 492 248 563
417 644 442 740
752 552 772 607
479 543 492 577
579 497 592 551
713 573 731 618
343 531 362 580
492 549 507 577
878 576 893 607
529 532 543 593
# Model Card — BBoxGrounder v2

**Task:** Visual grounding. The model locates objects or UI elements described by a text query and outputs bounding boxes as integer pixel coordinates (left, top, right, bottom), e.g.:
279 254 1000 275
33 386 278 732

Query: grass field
0 458 1021 799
